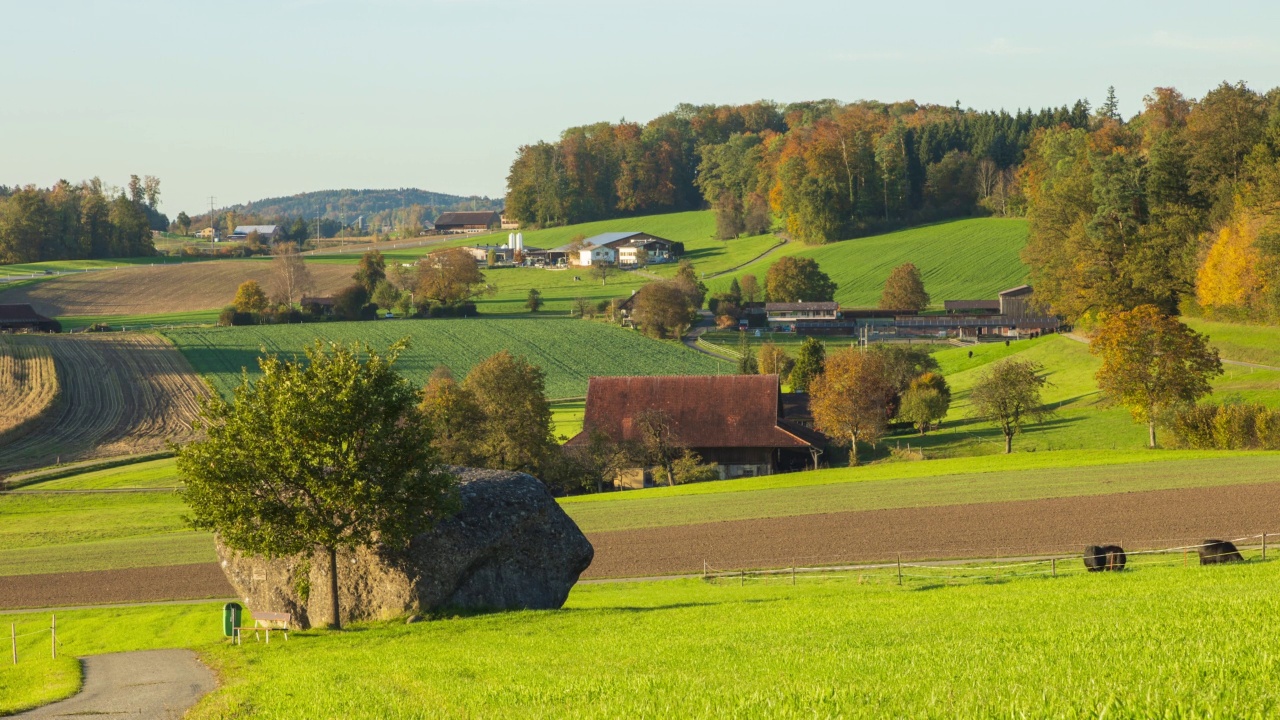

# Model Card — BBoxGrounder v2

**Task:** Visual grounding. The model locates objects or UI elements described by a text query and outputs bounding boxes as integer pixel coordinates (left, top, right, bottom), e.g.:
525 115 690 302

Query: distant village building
566 375 824 488
902 285 1058 339
434 211 501 234
0 304 60 333
229 225 282 242
500 214 519 230
196 227 218 240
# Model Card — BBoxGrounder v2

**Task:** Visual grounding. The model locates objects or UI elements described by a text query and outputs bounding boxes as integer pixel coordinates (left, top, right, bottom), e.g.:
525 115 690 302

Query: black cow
1084 545 1126 572
1198 539 1244 565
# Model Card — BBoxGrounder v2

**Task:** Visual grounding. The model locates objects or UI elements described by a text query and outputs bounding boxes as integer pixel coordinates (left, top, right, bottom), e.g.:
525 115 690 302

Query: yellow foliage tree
1196 214 1265 312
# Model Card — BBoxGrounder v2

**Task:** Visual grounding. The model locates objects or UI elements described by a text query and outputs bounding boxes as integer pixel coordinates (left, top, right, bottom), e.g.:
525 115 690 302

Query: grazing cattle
1198 539 1244 565
1084 545 1126 572
1083 545 1108 572
1101 545 1127 571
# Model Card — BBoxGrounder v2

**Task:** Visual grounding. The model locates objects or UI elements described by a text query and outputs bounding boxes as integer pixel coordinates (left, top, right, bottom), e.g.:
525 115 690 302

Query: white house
579 246 617 266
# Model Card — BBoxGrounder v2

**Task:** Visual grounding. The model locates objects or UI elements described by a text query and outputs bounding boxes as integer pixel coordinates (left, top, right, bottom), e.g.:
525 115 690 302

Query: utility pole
208 196 216 243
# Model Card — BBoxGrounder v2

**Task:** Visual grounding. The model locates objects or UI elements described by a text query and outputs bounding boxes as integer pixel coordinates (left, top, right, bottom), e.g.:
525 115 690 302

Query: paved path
703 236 789 279
15 649 216 719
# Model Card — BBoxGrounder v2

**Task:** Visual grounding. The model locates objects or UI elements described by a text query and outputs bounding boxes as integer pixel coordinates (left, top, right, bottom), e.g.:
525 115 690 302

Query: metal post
897 554 903 586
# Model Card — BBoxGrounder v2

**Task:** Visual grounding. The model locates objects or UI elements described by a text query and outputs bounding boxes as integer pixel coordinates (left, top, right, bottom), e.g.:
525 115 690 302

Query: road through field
14 649 216 719
582 480 1280 577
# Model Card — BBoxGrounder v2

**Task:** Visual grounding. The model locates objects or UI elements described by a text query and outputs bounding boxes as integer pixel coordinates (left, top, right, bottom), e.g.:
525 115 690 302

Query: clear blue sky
2 0 1278 216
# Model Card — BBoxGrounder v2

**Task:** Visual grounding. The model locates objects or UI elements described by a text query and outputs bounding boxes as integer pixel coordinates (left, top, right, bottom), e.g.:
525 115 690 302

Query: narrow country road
682 311 734 361
15 649 216 719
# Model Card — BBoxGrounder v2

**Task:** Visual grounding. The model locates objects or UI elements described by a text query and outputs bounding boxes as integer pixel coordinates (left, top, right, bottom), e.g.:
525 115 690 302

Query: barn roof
434 211 500 226
566 375 818 449
232 225 279 235
999 285 1033 297
765 302 839 312
0 304 53 323
944 300 1001 311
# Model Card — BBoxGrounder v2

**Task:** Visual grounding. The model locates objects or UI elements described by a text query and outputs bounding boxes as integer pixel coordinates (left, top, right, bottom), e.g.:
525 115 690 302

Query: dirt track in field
582 481 1280 578
0 564 233 609
0 334 208 476
6 481 1280 608
0 260 354 317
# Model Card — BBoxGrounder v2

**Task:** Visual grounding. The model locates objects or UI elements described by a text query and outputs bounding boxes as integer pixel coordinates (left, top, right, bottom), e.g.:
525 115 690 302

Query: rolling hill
217 188 501 221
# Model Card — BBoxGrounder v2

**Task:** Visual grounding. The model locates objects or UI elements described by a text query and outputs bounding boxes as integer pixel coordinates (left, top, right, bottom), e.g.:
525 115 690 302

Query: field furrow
0 334 208 476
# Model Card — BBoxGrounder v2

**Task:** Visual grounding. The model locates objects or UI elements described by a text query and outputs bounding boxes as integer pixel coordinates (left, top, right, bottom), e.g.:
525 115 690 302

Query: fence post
10 623 15 665
1051 558 1057 578
897 554 903 586
792 566 796 586
740 571 744 587
51 614 56 659
1264 533 1268 561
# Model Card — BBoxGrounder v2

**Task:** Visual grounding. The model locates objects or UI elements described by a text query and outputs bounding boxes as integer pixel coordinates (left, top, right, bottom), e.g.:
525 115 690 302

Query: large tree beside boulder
178 339 457 629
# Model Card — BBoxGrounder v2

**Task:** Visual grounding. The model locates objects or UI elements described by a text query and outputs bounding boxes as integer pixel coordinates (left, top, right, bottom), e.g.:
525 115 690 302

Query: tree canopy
177 340 456 629
879 262 930 311
765 256 837 303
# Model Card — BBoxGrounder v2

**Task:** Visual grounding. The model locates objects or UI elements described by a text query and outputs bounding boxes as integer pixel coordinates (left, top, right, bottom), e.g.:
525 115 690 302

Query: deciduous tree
757 341 794 384
177 340 456 629
1090 304 1223 448
270 242 314 306
739 273 760 303
899 372 951 434
765 256 836 302
789 337 826 393
633 280 697 339
416 247 490 307
462 351 558 474
879 262 930 311
232 279 268 313
525 288 543 312
969 358 1051 453
353 250 387 294
810 348 893 465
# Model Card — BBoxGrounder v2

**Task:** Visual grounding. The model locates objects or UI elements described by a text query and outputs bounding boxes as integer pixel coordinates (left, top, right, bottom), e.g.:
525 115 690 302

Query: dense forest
205 188 501 225
0 175 165 264
504 99 1092 241
1022 82 1280 324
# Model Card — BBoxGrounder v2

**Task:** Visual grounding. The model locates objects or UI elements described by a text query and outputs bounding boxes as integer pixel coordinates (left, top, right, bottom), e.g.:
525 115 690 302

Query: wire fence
9 614 58 664
700 534 1275 588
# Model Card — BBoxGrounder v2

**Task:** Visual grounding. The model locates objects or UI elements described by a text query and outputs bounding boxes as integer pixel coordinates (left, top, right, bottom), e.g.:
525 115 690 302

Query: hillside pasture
0 334 208 476
1183 317 1280 368
0 260 356 318
706 217 1029 308
165 317 729 399
0 336 58 439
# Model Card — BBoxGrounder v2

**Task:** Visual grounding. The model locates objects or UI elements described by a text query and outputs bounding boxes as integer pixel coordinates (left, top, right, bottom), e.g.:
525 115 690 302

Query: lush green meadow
1183 317 1280 368
57 309 222 331
706 217 1029 308
0 256 208 278
9 561 1280 718
165 317 729 399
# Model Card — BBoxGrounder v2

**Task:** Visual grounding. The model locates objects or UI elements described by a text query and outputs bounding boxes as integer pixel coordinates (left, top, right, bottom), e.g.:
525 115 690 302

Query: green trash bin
223 602 242 637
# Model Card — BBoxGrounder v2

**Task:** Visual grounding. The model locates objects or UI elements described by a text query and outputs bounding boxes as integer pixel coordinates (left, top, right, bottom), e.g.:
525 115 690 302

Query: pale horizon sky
3 0 1279 215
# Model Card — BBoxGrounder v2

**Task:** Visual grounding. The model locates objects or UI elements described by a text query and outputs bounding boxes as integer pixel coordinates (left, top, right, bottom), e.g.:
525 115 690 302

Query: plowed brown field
0 260 354 317
0 336 57 438
583 481 1280 577
0 564 233 609
0 334 208 476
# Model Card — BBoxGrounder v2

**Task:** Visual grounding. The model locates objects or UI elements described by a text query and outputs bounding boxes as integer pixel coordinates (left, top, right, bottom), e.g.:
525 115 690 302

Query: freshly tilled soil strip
0 563 233 610
582 481 1280 578
6 481 1280 608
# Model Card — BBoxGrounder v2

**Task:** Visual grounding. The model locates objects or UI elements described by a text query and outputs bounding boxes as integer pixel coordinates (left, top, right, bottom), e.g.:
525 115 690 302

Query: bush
1169 402 1280 450
219 306 256 326
427 302 478 318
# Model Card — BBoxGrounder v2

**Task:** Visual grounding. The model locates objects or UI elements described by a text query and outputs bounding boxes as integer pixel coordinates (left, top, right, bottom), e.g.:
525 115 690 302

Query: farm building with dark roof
434 211 501 233
566 374 823 487
0 304 60 333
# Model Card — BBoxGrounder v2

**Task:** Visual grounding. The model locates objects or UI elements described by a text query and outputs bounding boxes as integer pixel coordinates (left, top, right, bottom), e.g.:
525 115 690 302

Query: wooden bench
234 611 291 645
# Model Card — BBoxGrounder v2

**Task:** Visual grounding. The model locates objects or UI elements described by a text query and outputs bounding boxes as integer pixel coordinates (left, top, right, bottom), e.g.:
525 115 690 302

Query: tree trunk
1148 421 1157 449
849 433 859 466
327 546 341 630
1004 431 1013 454
664 463 675 486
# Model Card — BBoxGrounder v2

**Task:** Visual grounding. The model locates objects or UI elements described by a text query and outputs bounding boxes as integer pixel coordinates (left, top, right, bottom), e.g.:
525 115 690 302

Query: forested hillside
213 188 502 223
505 99 1092 240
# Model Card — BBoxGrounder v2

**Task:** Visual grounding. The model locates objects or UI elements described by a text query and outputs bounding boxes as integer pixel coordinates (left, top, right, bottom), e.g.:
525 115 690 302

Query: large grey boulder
216 468 594 628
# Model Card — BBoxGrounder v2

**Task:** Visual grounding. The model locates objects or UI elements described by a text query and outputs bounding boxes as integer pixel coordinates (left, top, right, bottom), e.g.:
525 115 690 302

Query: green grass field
0 256 209 277
56 309 223 330
1183 317 1280 368
8 561 1280 718
165 317 730 400
706 217 1029 308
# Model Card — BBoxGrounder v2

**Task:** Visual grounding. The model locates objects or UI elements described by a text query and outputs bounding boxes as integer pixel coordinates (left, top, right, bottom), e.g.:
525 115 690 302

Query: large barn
0 304 60 333
434 211 501 234
566 374 824 488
